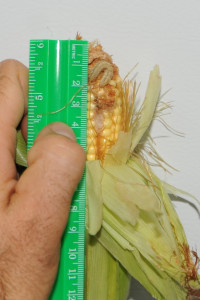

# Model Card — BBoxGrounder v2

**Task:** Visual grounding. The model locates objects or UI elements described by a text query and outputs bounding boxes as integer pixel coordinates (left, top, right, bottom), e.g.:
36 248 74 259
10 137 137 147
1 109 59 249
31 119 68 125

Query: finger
0 60 28 186
10 122 86 238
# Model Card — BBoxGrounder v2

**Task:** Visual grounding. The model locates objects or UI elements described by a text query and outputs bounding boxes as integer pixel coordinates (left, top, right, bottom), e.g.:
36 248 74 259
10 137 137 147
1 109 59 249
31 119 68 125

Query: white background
0 0 200 299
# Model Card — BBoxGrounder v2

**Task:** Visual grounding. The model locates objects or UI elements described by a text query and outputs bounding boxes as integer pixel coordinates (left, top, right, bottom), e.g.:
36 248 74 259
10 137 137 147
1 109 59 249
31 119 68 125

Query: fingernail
50 122 76 141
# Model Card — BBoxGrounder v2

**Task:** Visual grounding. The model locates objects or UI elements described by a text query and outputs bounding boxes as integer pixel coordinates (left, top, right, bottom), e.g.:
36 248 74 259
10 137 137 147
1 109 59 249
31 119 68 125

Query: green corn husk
16 65 200 300
86 234 130 300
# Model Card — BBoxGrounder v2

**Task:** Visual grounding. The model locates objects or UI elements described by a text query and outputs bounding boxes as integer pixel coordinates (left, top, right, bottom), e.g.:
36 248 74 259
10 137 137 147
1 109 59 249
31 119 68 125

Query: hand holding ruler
27 39 88 300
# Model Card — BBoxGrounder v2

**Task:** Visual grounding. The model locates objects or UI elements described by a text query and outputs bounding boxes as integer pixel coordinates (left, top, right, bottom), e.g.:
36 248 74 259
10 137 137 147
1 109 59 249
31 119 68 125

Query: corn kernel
109 80 117 87
87 145 96 154
103 118 113 128
102 128 112 137
87 154 96 161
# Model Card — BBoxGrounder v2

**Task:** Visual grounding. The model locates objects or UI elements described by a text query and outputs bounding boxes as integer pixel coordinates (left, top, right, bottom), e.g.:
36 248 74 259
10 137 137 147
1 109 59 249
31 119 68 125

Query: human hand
0 60 86 299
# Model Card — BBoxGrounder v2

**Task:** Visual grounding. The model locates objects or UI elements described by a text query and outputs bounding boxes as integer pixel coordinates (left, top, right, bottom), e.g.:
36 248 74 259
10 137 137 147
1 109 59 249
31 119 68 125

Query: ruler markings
27 39 88 300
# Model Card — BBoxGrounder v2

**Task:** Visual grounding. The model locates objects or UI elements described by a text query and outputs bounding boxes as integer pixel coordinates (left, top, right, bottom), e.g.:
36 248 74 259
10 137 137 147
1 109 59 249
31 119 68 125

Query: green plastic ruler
27 39 88 300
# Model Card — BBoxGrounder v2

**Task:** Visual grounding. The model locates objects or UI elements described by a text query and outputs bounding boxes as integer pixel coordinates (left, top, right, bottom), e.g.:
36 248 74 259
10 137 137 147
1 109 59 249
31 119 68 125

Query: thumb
12 122 86 235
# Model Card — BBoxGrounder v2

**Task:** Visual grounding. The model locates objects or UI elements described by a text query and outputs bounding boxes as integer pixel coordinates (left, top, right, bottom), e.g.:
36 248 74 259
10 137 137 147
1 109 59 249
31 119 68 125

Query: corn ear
86 42 133 299
86 61 200 299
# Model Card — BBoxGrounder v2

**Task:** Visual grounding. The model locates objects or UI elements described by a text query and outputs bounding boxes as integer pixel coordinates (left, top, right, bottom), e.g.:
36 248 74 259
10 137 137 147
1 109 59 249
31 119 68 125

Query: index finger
0 59 28 186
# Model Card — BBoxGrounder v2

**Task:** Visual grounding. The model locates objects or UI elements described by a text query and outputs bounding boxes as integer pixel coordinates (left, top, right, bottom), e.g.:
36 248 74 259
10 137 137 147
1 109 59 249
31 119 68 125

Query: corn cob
16 40 200 300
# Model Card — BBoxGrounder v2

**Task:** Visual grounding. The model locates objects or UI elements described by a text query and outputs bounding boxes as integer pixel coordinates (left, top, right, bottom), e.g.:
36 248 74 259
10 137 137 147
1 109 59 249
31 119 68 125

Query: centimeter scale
27 39 88 300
